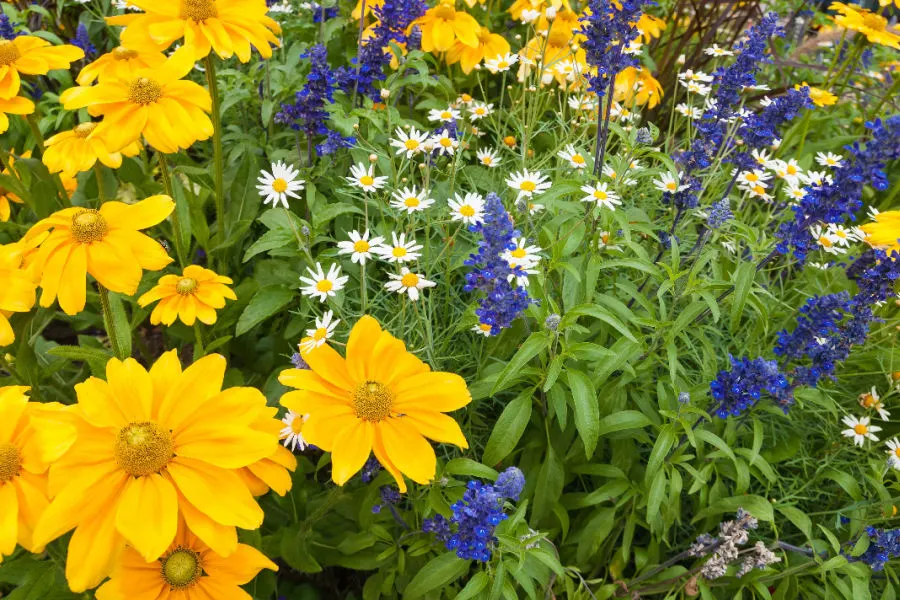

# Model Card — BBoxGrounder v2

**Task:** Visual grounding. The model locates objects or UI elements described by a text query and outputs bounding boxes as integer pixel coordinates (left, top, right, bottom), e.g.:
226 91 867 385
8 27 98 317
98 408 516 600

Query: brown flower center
175 278 198 295
112 46 138 60
0 40 21 67
114 422 174 477
0 443 22 482
71 209 109 243
128 77 162 105
180 0 218 22
74 122 98 138
161 547 202 588
352 381 394 422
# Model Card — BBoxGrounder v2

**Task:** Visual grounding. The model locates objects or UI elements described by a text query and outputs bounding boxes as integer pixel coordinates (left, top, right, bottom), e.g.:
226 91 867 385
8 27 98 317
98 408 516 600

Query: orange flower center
481 156 493 165
316 279 334 292
854 424 868 435
272 178 288 193
503 136 516 147
520 181 536 192
180 0 218 22
359 175 375 186
290 416 304 434
440 137 453 147
459 204 475 217
176 277 198 295
112 46 139 60
894 447 900 459
0 443 22 482
128 77 162 105
353 240 370 252
73 122 98 138
401 272 419 287
352 381 395 421
0 40 21 67
433 4 456 19
70 209 109 243
114 422 174 477
479 323 492 332
161 547 202 589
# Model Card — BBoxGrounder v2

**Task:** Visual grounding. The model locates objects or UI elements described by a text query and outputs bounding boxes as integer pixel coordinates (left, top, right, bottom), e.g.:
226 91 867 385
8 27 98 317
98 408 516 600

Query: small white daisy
428 107 461 123
745 184 772 201
771 159 802 183
390 126 429 158
268 1 293 13
678 69 714 83
826 224 856 247
384 267 436 301
502 237 542 267
653 172 688 194
374 232 423 263
802 170 832 187
596 231 621 252
476 147 501 168
841 415 881 446
815 151 843 168
737 169 772 189
704 44 734 57
299 263 349 302
448 192 485 225
568 94 597 111
751 148 772 167
784 185 806 202
526 202 545 215
580 182 622 210
299 310 340 354
280 410 309 452
347 163 388 192
859 386 890 421
430 129 459 156
885 438 900 469
336 229 384 264
471 322 493 337
469 102 493 120
506 257 539 287
485 52 519 73
675 103 703 119
456 93 474 105
601 164 636 186
390 186 435 214
809 225 843 254
682 80 712 96
520 8 540 22
506 169 551 200
257 161 305 208
558 144 589 170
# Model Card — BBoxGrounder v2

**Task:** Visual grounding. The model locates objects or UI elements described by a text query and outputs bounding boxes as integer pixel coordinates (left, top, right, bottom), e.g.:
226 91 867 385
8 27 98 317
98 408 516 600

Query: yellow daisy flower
0 240 39 346
32 351 282 592
831 2 900 49
0 153 27 222
797 82 837 107
94 520 277 600
76 46 167 86
861 210 900 252
445 26 509 74
238 410 297 497
352 0 384 19
107 0 283 63
137 265 236 326
24 195 175 316
614 66 664 108
0 36 84 100
410 1 481 53
43 122 142 178
0 95 34 135
0 387 75 563
635 13 666 42
60 46 213 154
279 315 471 493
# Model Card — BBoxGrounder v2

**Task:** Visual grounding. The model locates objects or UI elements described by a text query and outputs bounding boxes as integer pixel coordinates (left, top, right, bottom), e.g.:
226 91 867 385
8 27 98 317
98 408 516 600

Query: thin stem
158 154 187 267
98 284 125 359
194 323 205 356
205 56 225 269
360 261 368 314
93 163 106 204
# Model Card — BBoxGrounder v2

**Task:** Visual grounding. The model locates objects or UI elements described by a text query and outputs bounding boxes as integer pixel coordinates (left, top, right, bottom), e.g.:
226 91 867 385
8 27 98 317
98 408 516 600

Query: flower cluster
577 0 644 97
689 509 764 580
734 87 812 170
70 23 96 59
709 356 791 418
849 527 900 571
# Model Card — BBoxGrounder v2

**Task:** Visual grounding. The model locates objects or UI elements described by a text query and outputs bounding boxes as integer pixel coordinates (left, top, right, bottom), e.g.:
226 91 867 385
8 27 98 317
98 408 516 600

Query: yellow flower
32 351 282 592
797 82 837 107
860 210 900 252
615 66 664 108
60 46 213 154
881 0 900 8
0 95 33 135
831 2 900 49
0 240 39 346
107 0 282 62
138 265 237 326
43 123 142 178
446 27 509 74
76 46 167 86
635 13 666 42
0 153 26 222
352 0 384 19
0 36 84 100
24 195 175 316
94 520 277 600
279 316 471 492
410 1 481 53
238 411 297 497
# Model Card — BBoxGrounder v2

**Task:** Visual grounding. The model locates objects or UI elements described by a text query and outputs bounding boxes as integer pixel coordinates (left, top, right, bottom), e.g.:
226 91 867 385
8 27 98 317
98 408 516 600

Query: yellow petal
330 419 374 486
114 474 177 561
167 457 263 529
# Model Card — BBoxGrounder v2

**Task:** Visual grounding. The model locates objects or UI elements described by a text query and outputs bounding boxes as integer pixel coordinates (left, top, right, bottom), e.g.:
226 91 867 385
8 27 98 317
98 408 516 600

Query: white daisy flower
506 169 551 200
506 257 539 286
675 103 703 119
601 164 636 186
280 410 309 452
347 163 388 192
810 225 844 255
682 80 712 96
802 170 832 187
374 232 423 263
390 126 429 158
502 237 542 267
299 310 340 354
596 231 621 252
759 96 774 108
428 107 461 123
610 102 635 121
771 159 802 183
704 44 734 56
558 144 589 169
257 161 305 208
580 182 622 210
623 40 643 55
456 93 474 105
653 172 688 194
469 102 493 120
430 129 459 156
384 267 436 301
784 185 806 202
568 94 597 111
471 322 493 337
678 69 713 83
520 8 540 22
885 438 900 469
826 224 856 247
485 52 519 73
390 186 435 214
815 152 843 168
526 202 545 215
448 192 485 225
751 148 772 167
859 386 890 421
841 415 881 446
268 1 293 13
808 261 830 270
476 147 501 168
336 229 384 264
737 169 772 189
299 263 348 302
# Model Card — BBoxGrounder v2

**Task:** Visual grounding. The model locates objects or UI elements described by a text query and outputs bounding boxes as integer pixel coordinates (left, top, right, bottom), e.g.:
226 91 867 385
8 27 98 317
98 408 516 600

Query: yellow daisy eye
479 323 492 332
401 272 419 287
313 327 328 341
666 182 676 190
894 447 900 458
175 277 198 295
0 443 22 482
440 137 452 147
272 178 288 193
316 279 334 292
392 246 407 257
404 139 419 150
482 157 493 165
161 547 203 589
70 209 109 243
593 190 607 200
353 240 370 252
128 77 163 105
459 205 475 217
404 197 420 207
854 424 868 435
520 181 536 192
114 422 174 477
511 248 526 258
572 154 585 164
819 236 833 247
359 175 375 186
179 0 219 22
352 381 395 421
291 416 304 433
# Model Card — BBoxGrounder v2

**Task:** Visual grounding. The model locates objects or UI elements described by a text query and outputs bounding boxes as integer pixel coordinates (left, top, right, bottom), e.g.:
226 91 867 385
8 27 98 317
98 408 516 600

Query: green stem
205 56 225 269
194 323 205 357
93 163 106 204
868 76 900 121
98 285 125 359
26 113 70 207
360 261 367 315
158 154 187 267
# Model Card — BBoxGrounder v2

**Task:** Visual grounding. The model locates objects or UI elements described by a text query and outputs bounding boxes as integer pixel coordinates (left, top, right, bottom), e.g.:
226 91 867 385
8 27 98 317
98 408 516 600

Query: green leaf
402 553 470 599
777 505 813 540
312 203 364 229
235 285 294 336
482 392 532 466
444 458 499 480
491 332 548 393
531 445 564 525
695 494 774 522
567 369 599 458
647 468 667 524
597 410 652 437
47 345 113 373
103 290 132 360
455 571 489 600
729 261 756 332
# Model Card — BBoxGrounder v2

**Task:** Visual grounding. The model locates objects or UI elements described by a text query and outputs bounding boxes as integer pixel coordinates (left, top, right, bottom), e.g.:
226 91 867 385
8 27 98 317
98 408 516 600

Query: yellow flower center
787 165 797 175
475 108 486 115
404 139 419 150
112 46 138 60
290 416 304 434
440 111 452 119
745 173 759 182
353 240 370 252
114 422 174 477
511 248 527 258
504 136 516 147
316 279 333 292
461 93 472 102
401 272 419 287
819 236 833 248
548 30 569 47
861 394 876 407
593 190 608 200
479 323 491 332
175 277 198 295
128 77 163 105
0 40 21 67
313 327 328 341
854 424 868 435
481 157 493 165
392 246 407 258
751 185 765 195
70 209 109 244
0 443 22 483
433 4 456 19
861 12 887 32
161 547 202 589
520 181 536 192
601 233 610 243
440 137 452 147
404 196 420 207
571 154 585 164
73 122 98 138
180 0 218 22
666 182 677 191
497 60 509 69
352 381 395 421
894 447 900 459
359 175 375 186
459 204 475 217
272 178 288 193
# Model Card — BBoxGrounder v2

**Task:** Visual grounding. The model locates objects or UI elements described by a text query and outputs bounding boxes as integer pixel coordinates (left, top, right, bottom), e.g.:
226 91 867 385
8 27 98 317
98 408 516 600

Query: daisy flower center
404 139 419 150
176 277 198 295
666 182 677 191
894 447 900 459
475 108 486 115
572 154 585 164
439 138 452 147
180 0 219 22
459 205 475 217
404 197 420 207
73 122 98 138
519 181 537 192
854 424 868 435
316 279 334 292
272 178 288 193
290 416 304 434
0 443 22 482
440 111 452 119
861 394 876 407
352 381 395 422
593 190 608 200
114 422 174 477
128 77 163 105
353 240 370 252
0 40 21 67
434 4 456 19
745 173 759 182
481 157 493 165
818 236 833 247
461 93 472 102
401 272 419 287
498 60 509 69
479 323 492 332
392 246 407 258
511 248 527 258
161 547 203 589
786 165 797 175
112 46 138 60
359 175 375 186
504 136 516 147
313 327 328 341
71 209 109 244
